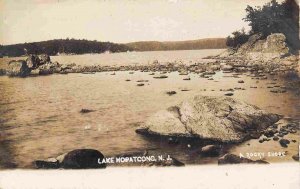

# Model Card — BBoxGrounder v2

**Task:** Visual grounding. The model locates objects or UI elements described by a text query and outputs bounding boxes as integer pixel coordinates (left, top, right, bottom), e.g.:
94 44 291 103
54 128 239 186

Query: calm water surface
0 49 224 69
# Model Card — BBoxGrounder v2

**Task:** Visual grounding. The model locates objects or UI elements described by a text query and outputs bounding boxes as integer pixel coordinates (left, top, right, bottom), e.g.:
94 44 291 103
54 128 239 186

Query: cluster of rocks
204 33 299 76
257 122 299 148
196 144 269 164
6 54 59 77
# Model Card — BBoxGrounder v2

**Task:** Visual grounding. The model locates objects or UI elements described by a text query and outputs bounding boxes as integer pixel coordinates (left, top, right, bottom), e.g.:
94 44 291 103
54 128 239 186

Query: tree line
0 39 132 57
126 38 226 51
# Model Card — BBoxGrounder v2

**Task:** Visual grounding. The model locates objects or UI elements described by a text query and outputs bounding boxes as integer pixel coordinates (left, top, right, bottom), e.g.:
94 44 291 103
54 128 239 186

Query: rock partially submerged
34 149 106 169
61 149 106 169
6 60 31 77
136 95 280 143
80 108 95 113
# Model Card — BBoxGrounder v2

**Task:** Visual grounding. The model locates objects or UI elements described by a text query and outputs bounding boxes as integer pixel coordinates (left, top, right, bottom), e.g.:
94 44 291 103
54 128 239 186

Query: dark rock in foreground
34 149 106 169
136 95 280 143
62 149 106 169
218 154 269 165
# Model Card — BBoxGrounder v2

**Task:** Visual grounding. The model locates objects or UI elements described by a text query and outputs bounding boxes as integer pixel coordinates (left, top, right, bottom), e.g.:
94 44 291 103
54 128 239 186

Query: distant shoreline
0 38 227 58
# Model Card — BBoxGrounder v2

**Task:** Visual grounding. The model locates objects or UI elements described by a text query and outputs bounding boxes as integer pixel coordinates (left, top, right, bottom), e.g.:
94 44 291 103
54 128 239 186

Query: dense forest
126 38 226 51
0 39 132 57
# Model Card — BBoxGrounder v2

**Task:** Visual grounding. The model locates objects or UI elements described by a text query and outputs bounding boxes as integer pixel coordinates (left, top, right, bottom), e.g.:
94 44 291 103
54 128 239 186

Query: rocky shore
1 33 299 169
1 34 299 79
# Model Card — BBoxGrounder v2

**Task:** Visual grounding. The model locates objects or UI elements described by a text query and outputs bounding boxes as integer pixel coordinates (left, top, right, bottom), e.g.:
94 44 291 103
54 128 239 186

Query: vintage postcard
0 0 299 188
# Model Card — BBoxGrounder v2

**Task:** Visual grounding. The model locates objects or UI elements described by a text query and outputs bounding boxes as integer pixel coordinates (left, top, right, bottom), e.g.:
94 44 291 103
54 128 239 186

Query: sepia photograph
0 0 299 188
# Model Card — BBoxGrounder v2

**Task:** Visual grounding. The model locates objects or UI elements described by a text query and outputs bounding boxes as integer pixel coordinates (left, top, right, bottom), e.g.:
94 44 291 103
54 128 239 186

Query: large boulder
136 95 280 143
6 60 31 77
236 33 290 61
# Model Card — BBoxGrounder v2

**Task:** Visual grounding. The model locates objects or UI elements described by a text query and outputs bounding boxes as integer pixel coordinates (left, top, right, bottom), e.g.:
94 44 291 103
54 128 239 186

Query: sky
0 0 285 45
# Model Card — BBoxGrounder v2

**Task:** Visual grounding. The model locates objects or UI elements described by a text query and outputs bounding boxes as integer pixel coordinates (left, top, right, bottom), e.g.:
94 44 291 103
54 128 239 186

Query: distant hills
126 38 226 51
0 38 226 57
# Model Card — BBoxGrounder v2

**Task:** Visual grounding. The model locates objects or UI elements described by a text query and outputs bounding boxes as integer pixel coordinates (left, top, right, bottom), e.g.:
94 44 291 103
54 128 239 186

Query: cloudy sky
0 0 285 45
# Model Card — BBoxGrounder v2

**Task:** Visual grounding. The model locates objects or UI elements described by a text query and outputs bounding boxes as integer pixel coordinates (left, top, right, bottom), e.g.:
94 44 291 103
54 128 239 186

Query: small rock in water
80 109 95 113
181 89 190 92
270 89 287 93
292 154 299 161
238 80 244 83
273 136 279 141
125 79 131 81
183 77 191 81
137 83 145 86
224 93 234 96
137 80 149 82
129 72 134 74
166 91 177 96
153 75 168 79
279 139 290 148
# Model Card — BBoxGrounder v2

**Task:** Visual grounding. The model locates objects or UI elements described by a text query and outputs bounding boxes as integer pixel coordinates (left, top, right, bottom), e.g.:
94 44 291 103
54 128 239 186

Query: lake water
0 49 224 69
0 49 299 168
51 49 225 66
